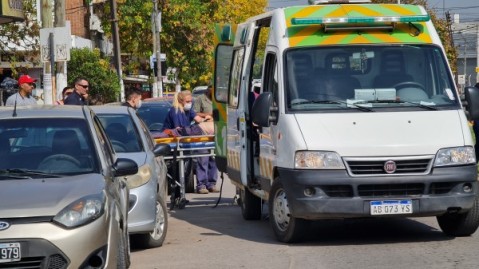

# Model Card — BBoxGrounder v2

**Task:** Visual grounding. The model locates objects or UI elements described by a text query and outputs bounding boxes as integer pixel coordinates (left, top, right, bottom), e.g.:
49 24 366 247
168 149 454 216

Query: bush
68 48 120 104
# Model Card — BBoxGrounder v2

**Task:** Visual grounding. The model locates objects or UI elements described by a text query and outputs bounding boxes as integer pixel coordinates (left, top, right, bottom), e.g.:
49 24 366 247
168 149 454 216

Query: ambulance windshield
285 45 459 111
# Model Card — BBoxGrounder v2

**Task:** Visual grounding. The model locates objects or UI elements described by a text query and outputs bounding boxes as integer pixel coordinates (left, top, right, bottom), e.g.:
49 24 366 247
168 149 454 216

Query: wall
66 0 88 38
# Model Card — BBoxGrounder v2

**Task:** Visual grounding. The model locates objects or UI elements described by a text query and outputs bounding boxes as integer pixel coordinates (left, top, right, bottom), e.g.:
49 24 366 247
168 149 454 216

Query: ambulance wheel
269 179 309 243
437 194 479 236
239 187 262 220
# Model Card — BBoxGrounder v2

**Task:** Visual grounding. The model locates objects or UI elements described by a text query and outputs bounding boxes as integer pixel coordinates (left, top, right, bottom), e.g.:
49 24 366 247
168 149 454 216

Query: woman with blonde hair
163 90 210 131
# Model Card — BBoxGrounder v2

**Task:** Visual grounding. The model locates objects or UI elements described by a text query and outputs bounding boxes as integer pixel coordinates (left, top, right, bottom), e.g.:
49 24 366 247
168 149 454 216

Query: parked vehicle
192 85 208 97
213 0 479 242
0 105 137 268
137 98 196 193
93 105 170 249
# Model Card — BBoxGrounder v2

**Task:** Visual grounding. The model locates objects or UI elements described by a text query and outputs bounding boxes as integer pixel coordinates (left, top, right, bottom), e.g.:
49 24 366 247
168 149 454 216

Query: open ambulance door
212 24 236 173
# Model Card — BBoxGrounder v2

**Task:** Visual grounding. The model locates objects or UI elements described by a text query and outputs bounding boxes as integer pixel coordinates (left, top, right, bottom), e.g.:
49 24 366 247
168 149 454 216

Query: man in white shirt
5 75 38 106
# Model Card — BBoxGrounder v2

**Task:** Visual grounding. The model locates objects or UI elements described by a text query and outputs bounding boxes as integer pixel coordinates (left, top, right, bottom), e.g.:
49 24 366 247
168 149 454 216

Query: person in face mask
162 89 207 130
122 87 143 110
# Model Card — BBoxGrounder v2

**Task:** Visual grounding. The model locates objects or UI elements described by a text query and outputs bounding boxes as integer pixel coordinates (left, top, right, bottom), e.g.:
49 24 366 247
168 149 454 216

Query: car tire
437 194 479 237
132 194 168 248
239 187 262 220
269 179 309 243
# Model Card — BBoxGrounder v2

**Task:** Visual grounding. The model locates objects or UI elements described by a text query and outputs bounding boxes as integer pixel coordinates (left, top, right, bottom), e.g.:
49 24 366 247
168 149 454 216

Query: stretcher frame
155 135 215 209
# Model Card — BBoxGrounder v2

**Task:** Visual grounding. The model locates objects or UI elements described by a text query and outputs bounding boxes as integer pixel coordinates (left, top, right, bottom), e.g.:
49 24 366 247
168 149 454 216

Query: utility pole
153 0 163 97
110 0 124 101
41 0 53 104
54 0 67 103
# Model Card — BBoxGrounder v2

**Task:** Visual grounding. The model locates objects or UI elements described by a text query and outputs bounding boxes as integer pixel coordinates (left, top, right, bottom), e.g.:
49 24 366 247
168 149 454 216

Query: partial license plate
370 200 413 215
0 243 21 263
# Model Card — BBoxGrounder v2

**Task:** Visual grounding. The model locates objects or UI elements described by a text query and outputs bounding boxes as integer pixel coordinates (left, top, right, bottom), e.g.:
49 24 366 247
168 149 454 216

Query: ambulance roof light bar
291 15 430 26
309 0 371 4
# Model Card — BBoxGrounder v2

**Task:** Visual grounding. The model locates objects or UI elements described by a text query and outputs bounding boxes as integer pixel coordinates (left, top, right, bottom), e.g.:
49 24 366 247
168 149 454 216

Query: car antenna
12 92 18 117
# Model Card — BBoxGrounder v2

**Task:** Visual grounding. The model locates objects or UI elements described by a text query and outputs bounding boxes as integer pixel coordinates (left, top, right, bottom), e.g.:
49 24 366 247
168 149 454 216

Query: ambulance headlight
434 147 476 167
295 151 345 169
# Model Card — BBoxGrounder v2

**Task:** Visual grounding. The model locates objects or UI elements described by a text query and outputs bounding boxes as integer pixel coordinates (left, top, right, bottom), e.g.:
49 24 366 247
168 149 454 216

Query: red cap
18 75 37 85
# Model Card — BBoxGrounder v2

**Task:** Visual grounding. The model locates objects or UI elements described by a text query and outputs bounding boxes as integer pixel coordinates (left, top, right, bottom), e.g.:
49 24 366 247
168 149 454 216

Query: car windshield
0 118 99 176
285 45 459 112
97 114 143 153
137 101 172 131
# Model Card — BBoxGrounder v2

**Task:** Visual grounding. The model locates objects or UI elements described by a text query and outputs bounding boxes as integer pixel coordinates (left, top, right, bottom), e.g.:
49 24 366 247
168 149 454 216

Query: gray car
93 105 170 248
0 105 137 268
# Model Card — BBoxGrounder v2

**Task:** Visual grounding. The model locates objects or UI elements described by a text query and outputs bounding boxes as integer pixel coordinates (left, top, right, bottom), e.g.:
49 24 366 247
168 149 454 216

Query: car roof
0 105 90 119
91 105 132 114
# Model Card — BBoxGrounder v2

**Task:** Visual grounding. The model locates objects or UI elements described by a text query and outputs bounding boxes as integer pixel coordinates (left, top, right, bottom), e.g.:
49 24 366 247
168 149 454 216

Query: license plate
0 243 21 263
370 200 413 215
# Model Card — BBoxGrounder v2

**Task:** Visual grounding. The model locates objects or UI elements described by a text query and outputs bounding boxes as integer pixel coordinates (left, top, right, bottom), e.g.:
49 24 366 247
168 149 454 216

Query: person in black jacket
64 77 89 105
122 87 143 110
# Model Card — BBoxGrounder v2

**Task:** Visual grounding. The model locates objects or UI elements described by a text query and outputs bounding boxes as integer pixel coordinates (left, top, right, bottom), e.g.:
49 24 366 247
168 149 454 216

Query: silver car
93 105 170 248
0 105 137 268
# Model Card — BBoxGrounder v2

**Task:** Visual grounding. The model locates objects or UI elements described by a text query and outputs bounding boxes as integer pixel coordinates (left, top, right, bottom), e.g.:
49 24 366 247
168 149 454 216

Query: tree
98 0 268 90
68 48 120 104
0 0 40 77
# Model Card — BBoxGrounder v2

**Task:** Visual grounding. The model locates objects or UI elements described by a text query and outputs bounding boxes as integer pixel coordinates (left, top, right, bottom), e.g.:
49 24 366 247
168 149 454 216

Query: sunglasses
28 83 36 87
77 84 89 89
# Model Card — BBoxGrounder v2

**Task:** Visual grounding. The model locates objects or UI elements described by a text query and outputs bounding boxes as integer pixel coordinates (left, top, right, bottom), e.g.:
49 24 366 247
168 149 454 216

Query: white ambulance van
212 0 479 242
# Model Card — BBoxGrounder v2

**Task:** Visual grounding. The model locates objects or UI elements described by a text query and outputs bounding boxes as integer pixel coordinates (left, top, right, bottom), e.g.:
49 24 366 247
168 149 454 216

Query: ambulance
212 0 479 242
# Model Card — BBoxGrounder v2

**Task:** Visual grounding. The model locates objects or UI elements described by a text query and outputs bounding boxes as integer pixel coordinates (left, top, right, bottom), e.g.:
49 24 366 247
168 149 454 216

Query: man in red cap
5 75 38 106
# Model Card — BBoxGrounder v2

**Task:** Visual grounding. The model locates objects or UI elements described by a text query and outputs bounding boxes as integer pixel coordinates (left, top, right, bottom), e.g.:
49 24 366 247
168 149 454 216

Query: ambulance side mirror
464 86 479 120
252 92 273 127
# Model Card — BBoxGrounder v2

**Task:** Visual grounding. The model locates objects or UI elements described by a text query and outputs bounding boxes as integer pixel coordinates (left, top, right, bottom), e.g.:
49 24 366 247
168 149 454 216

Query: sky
268 0 479 23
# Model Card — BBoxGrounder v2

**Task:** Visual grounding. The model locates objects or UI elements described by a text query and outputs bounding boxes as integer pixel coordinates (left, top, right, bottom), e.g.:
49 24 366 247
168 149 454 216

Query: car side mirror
464 86 479 120
252 92 273 127
113 158 138 177
153 143 171 157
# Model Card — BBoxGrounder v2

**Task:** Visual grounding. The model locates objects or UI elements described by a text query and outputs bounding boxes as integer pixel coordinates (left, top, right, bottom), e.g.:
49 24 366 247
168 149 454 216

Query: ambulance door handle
213 109 219 121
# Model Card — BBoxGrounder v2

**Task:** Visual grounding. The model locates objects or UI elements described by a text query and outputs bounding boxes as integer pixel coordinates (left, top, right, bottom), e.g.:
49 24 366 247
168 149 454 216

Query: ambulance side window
263 53 279 116
228 48 245 108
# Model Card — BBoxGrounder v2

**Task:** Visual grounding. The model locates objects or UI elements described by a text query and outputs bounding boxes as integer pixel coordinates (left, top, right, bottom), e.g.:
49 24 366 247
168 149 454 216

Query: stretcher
155 135 215 209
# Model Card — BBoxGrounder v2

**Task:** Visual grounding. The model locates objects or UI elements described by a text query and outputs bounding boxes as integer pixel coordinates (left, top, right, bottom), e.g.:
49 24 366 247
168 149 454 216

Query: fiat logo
0 221 10 231
384 160 397 174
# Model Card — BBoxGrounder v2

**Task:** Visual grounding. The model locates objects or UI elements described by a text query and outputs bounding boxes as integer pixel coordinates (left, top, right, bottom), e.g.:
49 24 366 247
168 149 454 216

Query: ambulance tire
239 187 262 220
269 179 309 243
437 194 479 236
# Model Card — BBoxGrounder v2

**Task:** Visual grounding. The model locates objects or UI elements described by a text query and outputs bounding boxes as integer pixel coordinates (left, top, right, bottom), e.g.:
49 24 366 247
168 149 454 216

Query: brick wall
66 0 88 38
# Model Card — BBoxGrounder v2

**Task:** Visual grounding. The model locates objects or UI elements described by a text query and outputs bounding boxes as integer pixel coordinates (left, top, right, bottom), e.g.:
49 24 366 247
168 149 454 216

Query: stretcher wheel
178 198 188 209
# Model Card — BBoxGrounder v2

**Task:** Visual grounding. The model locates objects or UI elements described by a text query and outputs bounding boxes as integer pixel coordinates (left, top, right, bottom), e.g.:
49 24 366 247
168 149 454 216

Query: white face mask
184 103 192 111
136 100 142 109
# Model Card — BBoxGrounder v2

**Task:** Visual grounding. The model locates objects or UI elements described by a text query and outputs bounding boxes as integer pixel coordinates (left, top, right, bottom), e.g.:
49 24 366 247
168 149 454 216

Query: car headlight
126 164 152 189
294 151 345 169
53 193 105 228
434 146 476 167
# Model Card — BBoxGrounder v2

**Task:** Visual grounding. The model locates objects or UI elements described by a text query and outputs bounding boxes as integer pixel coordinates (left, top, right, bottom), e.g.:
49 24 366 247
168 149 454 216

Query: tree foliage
371 0 457 73
0 0 40 77
68 48 120 104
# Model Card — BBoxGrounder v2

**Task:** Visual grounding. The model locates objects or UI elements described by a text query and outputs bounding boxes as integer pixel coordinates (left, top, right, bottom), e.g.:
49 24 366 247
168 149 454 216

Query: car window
97 114 144 153
137 101 172 131
0 118 99 174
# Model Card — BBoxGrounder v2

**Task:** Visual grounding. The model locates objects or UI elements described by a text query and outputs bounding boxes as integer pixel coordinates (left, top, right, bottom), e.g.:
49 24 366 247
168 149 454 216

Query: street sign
458 74 466 85
40 21 72 62
476 67 479 73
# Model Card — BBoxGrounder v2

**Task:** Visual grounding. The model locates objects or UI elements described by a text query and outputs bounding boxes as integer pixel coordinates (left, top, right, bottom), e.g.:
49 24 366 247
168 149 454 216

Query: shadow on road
164 193 454 247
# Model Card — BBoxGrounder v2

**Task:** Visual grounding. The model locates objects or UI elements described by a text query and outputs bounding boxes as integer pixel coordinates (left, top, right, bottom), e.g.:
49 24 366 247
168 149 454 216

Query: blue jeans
196 154 218 190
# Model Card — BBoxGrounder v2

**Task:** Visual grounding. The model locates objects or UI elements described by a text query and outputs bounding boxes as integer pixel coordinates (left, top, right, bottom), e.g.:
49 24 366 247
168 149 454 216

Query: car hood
0 173 106 218
293 110 466 156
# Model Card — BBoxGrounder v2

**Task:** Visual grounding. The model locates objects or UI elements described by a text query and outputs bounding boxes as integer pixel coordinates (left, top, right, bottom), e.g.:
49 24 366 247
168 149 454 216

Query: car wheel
437 194 479 237
133 194 168 248
239 187 262 220
269 179 309 243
